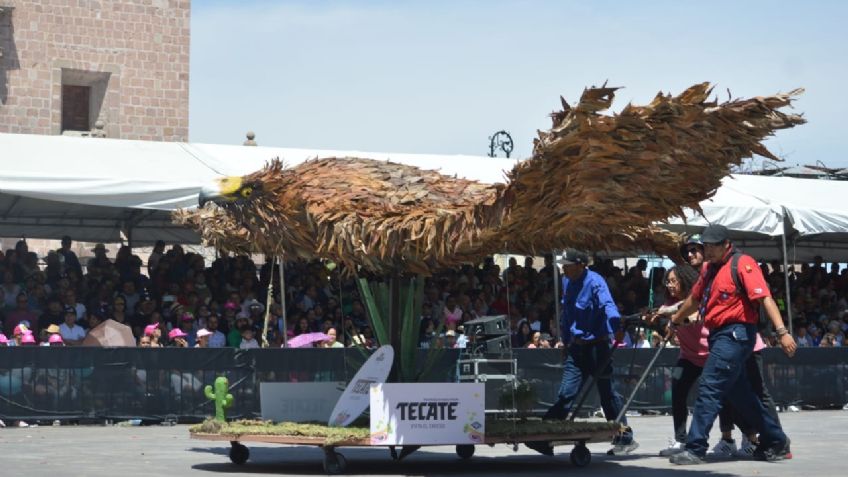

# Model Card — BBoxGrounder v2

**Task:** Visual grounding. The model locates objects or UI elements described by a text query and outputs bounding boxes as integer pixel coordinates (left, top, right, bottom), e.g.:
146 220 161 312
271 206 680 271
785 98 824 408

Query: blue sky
189 1 848 168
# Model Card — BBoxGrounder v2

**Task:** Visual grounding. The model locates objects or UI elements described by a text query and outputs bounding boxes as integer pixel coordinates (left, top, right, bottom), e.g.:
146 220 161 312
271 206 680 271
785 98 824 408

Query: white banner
370 383 485 445
260 382 345 423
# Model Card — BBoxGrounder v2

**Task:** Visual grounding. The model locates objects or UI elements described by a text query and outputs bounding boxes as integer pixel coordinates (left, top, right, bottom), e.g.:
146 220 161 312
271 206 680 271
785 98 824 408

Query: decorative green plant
204 376 234 422
355 275 440 382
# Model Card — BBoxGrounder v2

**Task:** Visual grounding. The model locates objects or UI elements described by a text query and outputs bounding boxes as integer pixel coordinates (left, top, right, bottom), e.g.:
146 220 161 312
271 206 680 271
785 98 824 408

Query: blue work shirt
560 269 621 342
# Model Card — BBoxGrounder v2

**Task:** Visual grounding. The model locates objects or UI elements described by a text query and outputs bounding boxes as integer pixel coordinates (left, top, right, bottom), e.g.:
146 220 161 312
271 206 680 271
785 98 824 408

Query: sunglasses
685 247 701 255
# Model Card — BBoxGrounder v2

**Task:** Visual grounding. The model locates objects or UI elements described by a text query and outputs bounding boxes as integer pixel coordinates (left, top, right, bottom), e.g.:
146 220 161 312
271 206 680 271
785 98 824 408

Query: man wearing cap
529 248 637 456
59 306 86 345
668 224 796 464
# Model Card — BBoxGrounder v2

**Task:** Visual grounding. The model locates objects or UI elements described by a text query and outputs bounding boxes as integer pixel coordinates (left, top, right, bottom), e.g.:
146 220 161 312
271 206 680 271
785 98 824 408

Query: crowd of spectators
0 236 846 350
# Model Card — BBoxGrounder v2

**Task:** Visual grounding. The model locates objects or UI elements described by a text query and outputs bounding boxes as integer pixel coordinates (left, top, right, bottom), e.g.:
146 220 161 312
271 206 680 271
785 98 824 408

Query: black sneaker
669 450 706 465
753 437 791 462
525 441 554 456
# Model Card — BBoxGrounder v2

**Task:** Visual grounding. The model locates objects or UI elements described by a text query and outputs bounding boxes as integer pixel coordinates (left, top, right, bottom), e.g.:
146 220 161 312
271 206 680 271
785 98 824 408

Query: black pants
718 351 782 435
671 358 703 443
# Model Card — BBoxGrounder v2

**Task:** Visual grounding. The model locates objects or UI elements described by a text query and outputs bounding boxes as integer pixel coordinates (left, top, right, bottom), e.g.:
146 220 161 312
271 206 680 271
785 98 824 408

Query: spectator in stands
4 292 39 336
512 320 532 348
148 240 166 276
229 313 250 347
795 325 812 347
58 307 85 346
57 235 83 277
1 270 21 309
239 328 259 349
62 288 86 323
194 328 211 348
144 323 163 347
168 328 188 348
48 334 64 347
0 333 8 346
139 335 152 347
204 316 226 348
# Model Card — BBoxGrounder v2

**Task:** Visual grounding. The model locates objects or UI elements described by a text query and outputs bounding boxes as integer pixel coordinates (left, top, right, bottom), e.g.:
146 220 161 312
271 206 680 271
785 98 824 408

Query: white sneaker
787 405 800 412
17 421 29 428
735 435 756 459
843 403 848 411
608 441 639 455
659 439 686 456
0 419 6 428
708 438 737 458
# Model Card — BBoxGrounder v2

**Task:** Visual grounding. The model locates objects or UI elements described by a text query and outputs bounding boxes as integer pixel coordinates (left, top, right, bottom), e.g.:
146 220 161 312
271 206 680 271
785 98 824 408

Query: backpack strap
730 249 771 334
730 250 745 298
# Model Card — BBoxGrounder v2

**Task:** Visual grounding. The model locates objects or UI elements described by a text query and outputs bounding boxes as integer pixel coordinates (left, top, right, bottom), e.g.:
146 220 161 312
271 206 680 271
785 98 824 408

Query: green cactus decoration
204 376 234 422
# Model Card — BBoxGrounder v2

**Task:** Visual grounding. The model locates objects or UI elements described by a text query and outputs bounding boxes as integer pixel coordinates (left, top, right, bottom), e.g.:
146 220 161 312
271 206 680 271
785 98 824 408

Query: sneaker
753 437 791 462
708 438 737 458
525 441 554 456
842 403 848 411
670 449 706 465
787 405 800 412
607 431 639 456
659 439 686 457
735 436 756 459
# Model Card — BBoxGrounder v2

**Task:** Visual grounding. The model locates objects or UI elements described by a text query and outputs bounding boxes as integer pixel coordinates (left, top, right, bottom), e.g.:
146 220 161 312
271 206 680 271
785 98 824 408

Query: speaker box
467 334 511 355
463 315 509 337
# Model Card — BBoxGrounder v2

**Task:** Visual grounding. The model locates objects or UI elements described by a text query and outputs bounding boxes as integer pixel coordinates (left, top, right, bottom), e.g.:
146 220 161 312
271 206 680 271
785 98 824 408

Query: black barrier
0 347 846 422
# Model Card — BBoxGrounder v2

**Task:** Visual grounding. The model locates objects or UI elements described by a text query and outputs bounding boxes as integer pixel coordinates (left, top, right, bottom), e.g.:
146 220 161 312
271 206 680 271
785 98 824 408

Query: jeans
685 323 786 456
719 351 782 436
671 358 702 443
545 341 628 430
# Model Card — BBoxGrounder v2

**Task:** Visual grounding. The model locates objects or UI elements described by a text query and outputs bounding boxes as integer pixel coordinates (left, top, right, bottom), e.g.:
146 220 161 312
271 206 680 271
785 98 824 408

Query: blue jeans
685 323 786 456
545 341 628 429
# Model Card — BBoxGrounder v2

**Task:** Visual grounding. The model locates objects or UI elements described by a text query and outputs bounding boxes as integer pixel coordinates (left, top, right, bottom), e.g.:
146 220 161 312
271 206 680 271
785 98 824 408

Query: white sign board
328 345 394 427
370 383 485 445
260 382 345 423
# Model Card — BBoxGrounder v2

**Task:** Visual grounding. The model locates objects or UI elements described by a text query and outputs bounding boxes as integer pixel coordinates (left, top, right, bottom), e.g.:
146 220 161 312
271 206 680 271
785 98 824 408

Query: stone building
0 0 190 141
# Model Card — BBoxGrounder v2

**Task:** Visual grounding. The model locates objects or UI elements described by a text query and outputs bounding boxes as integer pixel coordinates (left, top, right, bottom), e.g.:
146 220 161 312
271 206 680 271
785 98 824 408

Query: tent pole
552 251 562 343
781 216 793 335
278 255 288 347
260 256 276 348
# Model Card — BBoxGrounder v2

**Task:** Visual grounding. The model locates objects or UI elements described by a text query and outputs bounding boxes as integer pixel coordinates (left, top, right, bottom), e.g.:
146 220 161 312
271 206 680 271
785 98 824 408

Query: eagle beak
198 184 222 207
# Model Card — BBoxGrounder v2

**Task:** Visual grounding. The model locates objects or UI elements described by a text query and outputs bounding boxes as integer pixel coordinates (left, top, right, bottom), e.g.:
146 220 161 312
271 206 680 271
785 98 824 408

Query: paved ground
1 411 846 476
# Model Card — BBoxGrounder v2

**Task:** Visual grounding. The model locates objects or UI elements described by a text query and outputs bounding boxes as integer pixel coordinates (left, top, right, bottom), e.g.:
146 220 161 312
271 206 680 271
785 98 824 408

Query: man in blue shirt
528 249 637 456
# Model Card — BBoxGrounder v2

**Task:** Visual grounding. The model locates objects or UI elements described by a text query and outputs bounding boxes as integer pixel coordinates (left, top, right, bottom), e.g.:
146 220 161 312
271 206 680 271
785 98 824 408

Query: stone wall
0 0 189 141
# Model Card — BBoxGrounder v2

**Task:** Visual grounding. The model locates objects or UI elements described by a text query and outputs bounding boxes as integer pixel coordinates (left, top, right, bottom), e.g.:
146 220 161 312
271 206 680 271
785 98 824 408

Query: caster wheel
456 444 475 460
229 442 250 465
323 451 347 474
570 444 591 468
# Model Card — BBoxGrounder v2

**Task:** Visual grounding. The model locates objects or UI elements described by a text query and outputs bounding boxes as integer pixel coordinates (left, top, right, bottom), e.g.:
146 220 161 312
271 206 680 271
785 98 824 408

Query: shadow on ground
189 445 744 476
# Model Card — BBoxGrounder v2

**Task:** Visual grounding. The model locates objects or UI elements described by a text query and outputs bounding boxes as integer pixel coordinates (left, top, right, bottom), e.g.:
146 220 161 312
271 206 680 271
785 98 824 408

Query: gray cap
701 224 730 244
557 248 589 265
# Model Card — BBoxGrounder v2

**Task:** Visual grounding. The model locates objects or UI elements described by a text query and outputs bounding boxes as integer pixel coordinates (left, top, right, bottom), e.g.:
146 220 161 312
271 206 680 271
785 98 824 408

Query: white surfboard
327 345 394 427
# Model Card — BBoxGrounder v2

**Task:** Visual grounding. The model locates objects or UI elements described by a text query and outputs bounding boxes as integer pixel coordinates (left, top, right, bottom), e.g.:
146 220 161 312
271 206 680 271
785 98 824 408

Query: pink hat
181 313 194 322
0 333 8 344
48 334 64 344
224 302 239 311
143 323 160 336
168 328 187 340
13 324 28 336
196 328 212 338
21 333 37 345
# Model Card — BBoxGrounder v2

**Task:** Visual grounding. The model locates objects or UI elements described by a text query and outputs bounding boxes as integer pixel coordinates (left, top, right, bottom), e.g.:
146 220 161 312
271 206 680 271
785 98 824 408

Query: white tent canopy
0 133 518 245
666 174 848 262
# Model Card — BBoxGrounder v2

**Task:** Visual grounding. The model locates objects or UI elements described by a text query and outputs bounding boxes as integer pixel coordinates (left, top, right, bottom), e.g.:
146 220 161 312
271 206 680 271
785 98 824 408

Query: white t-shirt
59 323 86 341
239 338 259 349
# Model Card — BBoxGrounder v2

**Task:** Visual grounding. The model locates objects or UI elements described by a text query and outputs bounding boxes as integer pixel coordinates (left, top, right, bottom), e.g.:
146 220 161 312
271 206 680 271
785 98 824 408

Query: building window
61 85 91 132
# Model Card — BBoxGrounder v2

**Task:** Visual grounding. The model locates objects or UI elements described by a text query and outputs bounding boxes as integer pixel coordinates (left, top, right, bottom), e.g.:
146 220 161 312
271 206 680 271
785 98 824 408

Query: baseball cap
556 248 589 265
181 312 195 322
48 334 64 344
0 333 8 344
168 328 187 340
196 328 213 338
701 224 730 244
143 323 160 336
21 333 37 345
13 324 28 336
64 305 77 315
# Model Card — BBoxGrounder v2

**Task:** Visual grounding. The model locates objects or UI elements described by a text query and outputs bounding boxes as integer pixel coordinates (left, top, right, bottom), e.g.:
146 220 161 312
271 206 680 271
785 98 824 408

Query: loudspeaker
467 334 511 355
464 315 509 337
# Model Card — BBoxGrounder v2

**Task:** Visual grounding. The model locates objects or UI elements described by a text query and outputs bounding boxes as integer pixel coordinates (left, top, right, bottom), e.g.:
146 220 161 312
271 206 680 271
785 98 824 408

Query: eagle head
199 175 261 207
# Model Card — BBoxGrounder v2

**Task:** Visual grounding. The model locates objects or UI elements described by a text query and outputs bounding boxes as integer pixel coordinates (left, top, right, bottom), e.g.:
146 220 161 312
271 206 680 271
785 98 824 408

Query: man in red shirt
668 224 796 464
